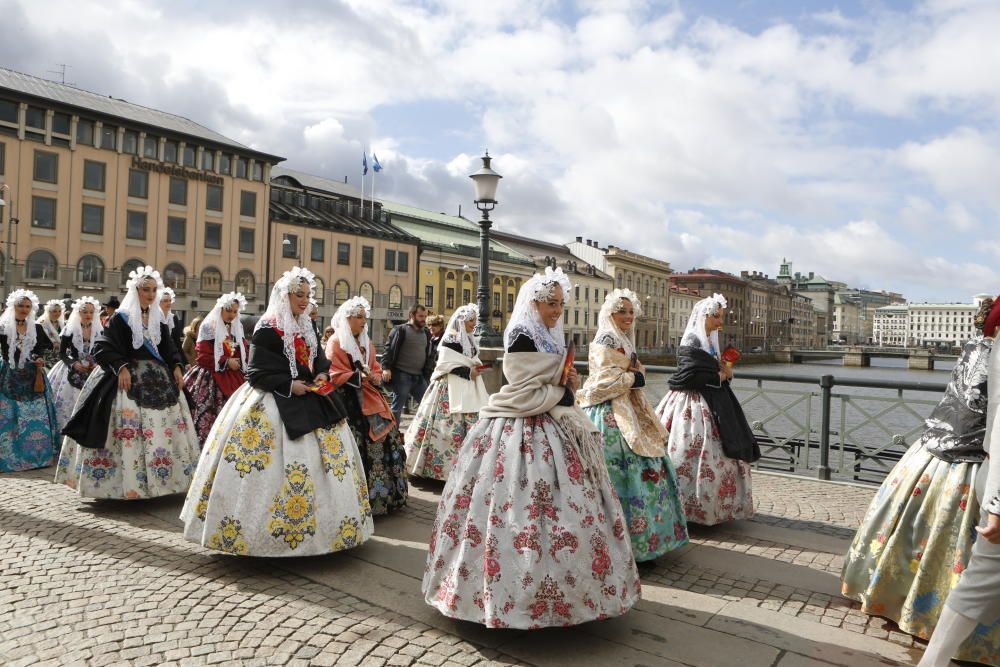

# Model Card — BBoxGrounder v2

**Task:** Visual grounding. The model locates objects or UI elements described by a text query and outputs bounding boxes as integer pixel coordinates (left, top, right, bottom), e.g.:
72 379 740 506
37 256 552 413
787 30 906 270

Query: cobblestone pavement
2 459 925 667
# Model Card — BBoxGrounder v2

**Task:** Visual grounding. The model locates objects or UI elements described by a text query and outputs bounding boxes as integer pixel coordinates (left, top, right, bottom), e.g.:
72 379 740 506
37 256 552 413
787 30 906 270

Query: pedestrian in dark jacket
382 304 433 422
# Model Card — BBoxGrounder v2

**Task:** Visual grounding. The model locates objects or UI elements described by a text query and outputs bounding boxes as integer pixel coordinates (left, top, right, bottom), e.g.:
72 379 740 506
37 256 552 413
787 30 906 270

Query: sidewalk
0 455 925 666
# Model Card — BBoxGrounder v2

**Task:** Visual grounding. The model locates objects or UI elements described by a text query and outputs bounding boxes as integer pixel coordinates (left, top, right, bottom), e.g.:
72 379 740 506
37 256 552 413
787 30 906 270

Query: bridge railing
574 361 945 485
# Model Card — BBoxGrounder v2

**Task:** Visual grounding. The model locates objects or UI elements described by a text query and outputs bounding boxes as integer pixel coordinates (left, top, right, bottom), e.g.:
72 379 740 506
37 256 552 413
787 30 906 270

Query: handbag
33 363 45 393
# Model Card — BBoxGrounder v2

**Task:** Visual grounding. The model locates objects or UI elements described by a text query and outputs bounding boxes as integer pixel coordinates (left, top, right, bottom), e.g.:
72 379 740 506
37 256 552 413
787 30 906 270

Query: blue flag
372 153 382 172
362 152 368 175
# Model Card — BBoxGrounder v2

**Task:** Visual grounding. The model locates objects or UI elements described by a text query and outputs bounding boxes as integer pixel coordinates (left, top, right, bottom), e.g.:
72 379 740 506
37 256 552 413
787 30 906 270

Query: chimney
741 271 749 278
809 272 814 279
575 236 583 243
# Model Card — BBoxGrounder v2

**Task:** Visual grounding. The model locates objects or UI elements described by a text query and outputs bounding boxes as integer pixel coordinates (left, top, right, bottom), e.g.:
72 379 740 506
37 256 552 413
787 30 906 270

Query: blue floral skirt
0 361 58 472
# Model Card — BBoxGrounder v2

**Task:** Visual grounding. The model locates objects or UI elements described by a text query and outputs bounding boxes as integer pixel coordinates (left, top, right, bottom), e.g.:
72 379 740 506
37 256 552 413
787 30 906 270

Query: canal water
641 358 957 485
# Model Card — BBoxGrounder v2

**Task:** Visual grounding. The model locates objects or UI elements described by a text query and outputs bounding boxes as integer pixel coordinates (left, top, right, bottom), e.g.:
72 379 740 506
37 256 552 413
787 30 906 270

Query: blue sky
1 0 997 302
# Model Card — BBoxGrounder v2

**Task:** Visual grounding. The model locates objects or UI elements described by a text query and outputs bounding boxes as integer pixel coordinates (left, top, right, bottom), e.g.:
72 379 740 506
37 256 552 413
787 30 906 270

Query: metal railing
575 361 946 485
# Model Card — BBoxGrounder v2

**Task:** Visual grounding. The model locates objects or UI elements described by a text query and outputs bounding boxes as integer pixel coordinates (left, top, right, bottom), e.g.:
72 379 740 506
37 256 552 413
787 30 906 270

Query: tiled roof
389 217 535 266
269 199 418 243
0 67 283 161
271 166 364 199
379 200 480 232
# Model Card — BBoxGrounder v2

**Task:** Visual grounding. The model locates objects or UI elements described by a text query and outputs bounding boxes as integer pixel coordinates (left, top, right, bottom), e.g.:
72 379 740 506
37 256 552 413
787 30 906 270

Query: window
240 190 256 217
424 285 434 307
389 285 402 309
205 222 222 249
169 177 187 205
235 158 248 179
100 125 117 150
310 238 325 262
493 291 500 310
574 310 579 325
0 99 17 123
182 145 195 167
25 106 45 129
360 282 374 305
81 204 103 235
52 112 71 135
200 267 222 293
397 251 409 273
252 163 263 181
507 294 514 312
143 135 158 158
313 277 325 304
282 234 298 258
122 130 138 155
126 211 147 240
128 169 148 198
206 184 223 211
83 160 105 191
463 289 471 304
446 288 455 309
163 141 178 163
25 250 57 280
76 255 104 284
201 150 214 171
34 150 58 183
575 285 580 300
384 249 396 271
238 228 255 253
235 270 255 295
334 279 350 305
167 217 186 245
334 242 350 265
121 259 145 285
361 246 374 268
32 196 56 229
163 263 187 290
219 154 231 175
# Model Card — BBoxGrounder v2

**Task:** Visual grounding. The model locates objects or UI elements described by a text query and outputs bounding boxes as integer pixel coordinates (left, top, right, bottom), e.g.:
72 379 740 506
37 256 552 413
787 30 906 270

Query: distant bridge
777 346 958 370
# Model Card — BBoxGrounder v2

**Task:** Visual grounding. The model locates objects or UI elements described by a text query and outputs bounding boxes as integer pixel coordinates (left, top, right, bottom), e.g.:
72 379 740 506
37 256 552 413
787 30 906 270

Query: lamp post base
474 322 503 348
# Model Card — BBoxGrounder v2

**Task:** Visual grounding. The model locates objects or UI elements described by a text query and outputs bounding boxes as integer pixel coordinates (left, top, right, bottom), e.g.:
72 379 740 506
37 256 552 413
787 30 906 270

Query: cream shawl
578 344 667 457
431 345 490 414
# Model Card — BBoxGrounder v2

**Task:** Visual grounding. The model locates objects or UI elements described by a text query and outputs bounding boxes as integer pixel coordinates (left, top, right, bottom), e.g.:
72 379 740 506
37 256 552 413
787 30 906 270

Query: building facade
873 305 908 347
741 270 794 351
567 238 672 351
0 67 283 323
832 294 863 345
790 294 817 348
668 269 749 350
907 300 980 348
667 282 701 350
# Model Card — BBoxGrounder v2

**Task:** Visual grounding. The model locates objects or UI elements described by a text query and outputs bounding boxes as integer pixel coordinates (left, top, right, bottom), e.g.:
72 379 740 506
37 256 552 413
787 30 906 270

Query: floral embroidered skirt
422 413 640 629
54 363 200 499
337 385 408 516
655 389 754 526
47 361 94 434
840 444 1000 665
582 401 689 561
404 378 477 480
180 383 373 557
0 362 58 472
183 366 232 448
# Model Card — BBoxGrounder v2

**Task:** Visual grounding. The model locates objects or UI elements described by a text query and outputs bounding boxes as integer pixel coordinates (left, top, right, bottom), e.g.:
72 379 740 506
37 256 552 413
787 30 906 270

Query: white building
873 305 909 347
667 283 701 350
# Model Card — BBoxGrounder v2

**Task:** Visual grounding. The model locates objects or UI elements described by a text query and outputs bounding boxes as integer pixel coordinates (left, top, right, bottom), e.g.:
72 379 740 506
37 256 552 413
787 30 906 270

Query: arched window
359 281 374 305
25 249 58 281
388 284 402 309
313 276 325 304
626 275 632 290
200 267 222 294
334 279 350 305
76 254 104 284
120 258 145 285
616 273 622 289
235 270 255 296
446 271 455 280
493 277 501 285
163 262 187 290
506 279 514 288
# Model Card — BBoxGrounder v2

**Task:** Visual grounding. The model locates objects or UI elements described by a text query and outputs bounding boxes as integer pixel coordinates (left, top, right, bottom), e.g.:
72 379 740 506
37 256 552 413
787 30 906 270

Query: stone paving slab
1 462 926 666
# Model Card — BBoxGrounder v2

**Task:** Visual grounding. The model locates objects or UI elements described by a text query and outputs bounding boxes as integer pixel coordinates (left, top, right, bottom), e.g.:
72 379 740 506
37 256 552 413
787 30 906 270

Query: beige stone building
567 238 671 351
668 269 749 350
790 294 817 348
0 67 283 322
667 283 701 350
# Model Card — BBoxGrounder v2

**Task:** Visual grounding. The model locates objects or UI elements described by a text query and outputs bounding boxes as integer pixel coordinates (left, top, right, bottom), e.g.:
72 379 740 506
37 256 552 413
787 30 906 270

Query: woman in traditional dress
181 316 202 369
579 289 689 561
181 267 372 557
404 303 490 480
55 266 199 499
655 294 758 526
423 267 639 629
39 298 65 369
183 292 249 447
841 296 1000 665
47 296 102 432
326 297 408 516
159 287 184 356
0 289 58 472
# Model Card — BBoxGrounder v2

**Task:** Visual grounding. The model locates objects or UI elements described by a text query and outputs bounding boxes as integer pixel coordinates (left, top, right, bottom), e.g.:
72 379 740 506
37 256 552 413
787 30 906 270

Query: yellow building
0 67 283 322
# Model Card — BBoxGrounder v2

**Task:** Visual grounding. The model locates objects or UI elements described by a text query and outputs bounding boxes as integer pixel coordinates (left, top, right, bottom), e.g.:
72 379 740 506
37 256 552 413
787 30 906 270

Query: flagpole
360 152 366 218
371 167 376 220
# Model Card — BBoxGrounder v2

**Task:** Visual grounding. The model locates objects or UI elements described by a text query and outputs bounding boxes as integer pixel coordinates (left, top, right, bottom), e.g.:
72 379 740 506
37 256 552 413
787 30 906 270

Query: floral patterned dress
39 318 62 370
55 313 200 499
183 333 248 447
655 389 754 526
840 337 1000 665
422 335 640 628
0 324 58 472
47 333 97 433
181 326 373 557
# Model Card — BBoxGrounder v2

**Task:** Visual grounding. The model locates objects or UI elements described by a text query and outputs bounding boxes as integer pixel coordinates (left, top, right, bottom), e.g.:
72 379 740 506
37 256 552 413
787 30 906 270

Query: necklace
15 319 25 324
140 306 150 314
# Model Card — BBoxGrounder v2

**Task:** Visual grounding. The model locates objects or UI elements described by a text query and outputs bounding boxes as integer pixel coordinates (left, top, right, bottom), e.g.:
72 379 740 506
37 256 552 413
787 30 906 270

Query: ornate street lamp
469 151 503 346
